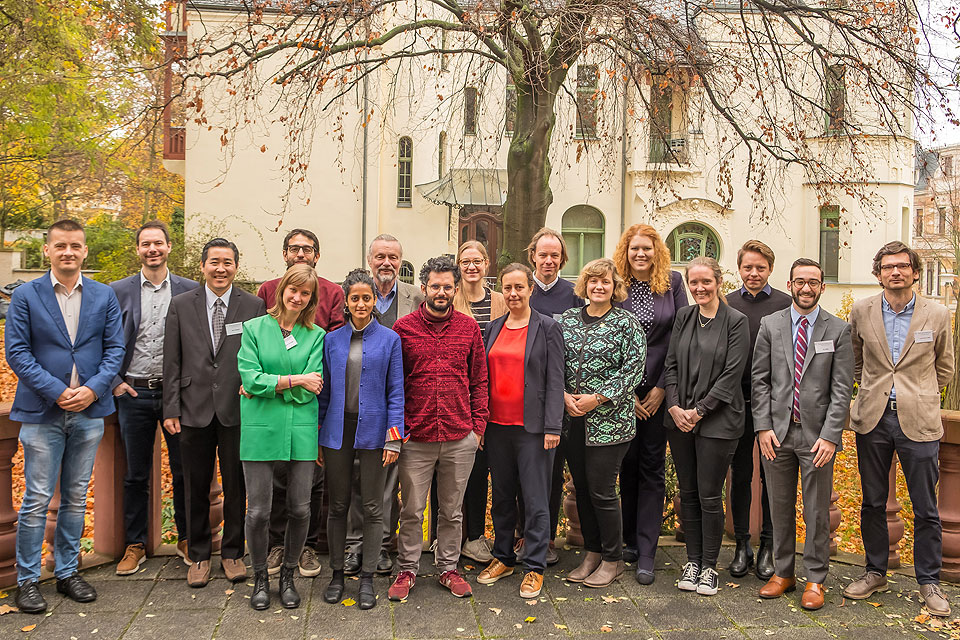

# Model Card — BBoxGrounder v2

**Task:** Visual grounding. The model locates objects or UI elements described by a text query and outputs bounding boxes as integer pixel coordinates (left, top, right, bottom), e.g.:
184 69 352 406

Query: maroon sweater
393 304 489 442
257 276 345 332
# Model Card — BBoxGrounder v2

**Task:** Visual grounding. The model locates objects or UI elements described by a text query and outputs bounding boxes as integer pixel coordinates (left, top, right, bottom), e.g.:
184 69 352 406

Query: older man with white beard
342 234 424 576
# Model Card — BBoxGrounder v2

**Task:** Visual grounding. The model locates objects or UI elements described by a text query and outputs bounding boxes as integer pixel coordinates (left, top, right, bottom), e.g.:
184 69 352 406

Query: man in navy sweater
518 228 583 564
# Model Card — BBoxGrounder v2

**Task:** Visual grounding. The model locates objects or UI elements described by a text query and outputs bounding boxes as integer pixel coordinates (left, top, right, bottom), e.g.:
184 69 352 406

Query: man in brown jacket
843 241 954 616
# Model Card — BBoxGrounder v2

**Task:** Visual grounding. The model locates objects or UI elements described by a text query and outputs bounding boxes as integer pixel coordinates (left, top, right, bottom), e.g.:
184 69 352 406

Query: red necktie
793 315 808 421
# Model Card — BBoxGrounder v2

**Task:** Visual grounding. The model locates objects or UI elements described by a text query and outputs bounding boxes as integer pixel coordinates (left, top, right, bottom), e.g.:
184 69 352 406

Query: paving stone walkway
1 544 956 639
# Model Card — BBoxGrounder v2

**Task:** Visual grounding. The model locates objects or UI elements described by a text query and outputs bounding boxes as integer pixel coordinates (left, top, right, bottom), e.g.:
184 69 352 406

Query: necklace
698 313 714 328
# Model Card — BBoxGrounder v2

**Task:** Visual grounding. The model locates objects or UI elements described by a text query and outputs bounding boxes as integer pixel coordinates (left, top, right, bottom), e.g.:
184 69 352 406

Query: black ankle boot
728 538 754 578
755 540 775 580
358 573 376 610
250 570 270 611
279 565 300 609
324 569 345 604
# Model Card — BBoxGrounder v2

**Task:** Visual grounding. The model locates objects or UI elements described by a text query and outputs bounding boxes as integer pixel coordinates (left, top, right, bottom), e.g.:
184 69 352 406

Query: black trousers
180 418 246 561
462 446 489 541
117 387 186 547
668 429 738 570
269 461 324 550
729 407 773 543
857 408 942 584
620 395 668 572
486 423 555 573
565 417 630 561
516 437 565 541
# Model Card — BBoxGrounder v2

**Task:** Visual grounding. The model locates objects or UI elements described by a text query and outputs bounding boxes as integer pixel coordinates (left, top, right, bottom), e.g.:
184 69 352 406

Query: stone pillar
673 494 684 543
208 462 224 553
885 455 904 569
43 488 61 572
93 415 127 560
829 489 841 555
146 424 162 554
938 410 960 582
562 477 583 547
0 412 19 588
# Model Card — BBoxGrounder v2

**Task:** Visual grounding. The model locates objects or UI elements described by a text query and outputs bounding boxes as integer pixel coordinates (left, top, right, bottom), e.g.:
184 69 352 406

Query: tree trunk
501 84 559 267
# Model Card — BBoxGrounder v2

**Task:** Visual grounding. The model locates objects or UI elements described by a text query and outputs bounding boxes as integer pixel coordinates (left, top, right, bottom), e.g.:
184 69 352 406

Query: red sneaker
439 569 473 598
388 571 416 601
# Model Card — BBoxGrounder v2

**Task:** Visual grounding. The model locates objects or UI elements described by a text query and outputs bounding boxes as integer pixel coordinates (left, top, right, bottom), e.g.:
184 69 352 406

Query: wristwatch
695 405 705 418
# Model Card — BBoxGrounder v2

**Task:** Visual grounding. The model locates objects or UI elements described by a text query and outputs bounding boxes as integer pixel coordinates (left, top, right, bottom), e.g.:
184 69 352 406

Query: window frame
819 205 840 282
560 205 605 277
575 64 598 139
665 222 722 265
464 87 478 136
397 136 413 207
824 64 846 133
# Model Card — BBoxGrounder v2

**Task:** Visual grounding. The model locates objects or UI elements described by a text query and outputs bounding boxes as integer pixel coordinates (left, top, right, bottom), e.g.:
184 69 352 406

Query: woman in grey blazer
663 257 749 597
475 264 564 599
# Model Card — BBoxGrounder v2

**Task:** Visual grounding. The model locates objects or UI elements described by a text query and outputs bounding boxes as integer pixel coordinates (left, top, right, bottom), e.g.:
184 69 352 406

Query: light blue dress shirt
790 305 820 348
375 280 398 314
880 293 915 400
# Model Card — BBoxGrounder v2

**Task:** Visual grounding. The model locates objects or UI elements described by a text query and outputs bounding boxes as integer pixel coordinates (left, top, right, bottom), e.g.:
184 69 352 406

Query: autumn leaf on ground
513 623 522 629
601 595 618 603
600 625 613 632
0 604 17 615
225 589 235 595
526 599 537 605
524 616 536 623
726 582 740 588
489 607 501 615
914 613 931 624
342 598 356 606
21 624 36 632
464 565 474 570
555 624 567 630
868 602 882 607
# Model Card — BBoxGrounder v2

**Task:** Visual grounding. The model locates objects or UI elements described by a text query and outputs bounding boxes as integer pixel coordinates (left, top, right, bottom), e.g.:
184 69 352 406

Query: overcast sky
920 0 960 147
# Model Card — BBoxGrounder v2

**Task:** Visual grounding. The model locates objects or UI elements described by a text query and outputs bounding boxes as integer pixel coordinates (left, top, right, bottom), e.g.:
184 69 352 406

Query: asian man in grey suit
751 258 853 611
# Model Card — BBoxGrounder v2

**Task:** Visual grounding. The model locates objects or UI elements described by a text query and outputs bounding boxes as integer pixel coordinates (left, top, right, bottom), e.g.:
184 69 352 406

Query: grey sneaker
842 571 888 600
919 583 951 617
266 546 284 576
696 567 719 596
298 547 322 577
461 537 493 563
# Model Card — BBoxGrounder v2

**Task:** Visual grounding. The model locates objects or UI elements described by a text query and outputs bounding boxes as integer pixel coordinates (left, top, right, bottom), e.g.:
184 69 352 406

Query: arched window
666 222 721 264
399 260 415 285
561 205 605 277
398 136 413 207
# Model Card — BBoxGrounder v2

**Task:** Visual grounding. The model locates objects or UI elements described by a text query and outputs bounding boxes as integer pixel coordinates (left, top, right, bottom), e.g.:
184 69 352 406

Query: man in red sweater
256 228 345 577
388 256 489 601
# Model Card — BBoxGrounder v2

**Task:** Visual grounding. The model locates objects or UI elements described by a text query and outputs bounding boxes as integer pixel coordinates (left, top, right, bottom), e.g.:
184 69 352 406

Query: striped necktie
793 315 809 422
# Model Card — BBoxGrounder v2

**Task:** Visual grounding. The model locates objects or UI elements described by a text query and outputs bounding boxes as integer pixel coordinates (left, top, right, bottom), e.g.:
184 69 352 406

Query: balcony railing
648 135 688 164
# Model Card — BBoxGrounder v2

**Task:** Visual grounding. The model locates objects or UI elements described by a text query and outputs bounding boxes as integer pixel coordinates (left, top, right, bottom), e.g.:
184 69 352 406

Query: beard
426 296 451 314
791 289 822 310
374 268 396 285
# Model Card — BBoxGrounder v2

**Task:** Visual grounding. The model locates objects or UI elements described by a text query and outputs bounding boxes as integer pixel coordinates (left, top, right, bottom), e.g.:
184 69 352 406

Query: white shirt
126 270 172 377
50 270 83 387
205 284 232 348
533 273 559 292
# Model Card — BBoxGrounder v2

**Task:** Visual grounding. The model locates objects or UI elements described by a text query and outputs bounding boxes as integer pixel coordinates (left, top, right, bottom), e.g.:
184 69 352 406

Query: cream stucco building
162 0 915 312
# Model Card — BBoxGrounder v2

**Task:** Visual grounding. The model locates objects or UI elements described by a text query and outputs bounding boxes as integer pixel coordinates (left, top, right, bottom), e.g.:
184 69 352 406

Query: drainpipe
620 73 629 234
360 20 370 265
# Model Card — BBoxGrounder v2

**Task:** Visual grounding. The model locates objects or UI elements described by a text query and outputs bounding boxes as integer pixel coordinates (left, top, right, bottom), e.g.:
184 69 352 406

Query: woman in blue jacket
317 268 404 610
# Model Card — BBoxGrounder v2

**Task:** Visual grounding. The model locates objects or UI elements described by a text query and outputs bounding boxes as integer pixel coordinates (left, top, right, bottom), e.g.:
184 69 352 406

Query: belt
888 399 897 412
125 376 163 389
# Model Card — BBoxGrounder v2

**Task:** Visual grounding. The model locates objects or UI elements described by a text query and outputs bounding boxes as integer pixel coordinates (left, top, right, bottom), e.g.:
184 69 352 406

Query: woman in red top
475 263 564 599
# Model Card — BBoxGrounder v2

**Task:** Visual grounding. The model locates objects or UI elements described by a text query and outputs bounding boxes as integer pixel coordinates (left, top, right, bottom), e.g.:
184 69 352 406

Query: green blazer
238 314 326 461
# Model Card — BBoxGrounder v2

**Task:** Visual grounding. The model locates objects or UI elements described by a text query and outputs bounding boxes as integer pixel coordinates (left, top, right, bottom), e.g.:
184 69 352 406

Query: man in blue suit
6 219 124 614
110 220 198 576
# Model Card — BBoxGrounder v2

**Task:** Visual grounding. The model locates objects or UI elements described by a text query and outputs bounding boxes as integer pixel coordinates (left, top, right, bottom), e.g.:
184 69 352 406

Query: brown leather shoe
843 571 888 600
187 560 211 588
116 543 146 576
801 582 825 610
477 559 515 585
759 575 797 599
566 551 602 583
176 540 191 566
583 560 625 588
221 557 247 583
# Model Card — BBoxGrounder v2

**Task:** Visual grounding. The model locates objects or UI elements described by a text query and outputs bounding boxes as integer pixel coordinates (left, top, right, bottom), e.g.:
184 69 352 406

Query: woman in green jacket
238 263 326 611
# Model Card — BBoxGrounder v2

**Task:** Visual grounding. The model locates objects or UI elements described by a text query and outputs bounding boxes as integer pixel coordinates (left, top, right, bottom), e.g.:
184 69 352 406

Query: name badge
814 340 835 353
915 330 934 343
284 334 298 350
225 322 243 336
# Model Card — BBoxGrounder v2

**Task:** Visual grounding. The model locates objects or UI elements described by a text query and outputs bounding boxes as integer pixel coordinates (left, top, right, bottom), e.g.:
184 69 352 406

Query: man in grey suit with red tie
751 258 853 611
163 238 266 588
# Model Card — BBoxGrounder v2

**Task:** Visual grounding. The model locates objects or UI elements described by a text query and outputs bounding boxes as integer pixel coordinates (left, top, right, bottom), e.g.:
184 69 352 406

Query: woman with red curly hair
612 224 688 585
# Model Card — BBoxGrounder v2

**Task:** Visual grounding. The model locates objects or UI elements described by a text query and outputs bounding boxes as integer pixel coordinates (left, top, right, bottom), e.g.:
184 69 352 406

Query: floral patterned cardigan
559 306 647 446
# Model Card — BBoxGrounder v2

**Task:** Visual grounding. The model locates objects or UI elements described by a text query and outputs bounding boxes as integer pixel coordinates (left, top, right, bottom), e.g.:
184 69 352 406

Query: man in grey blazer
342 234 425 575
163 238 266 588
751 258 853 610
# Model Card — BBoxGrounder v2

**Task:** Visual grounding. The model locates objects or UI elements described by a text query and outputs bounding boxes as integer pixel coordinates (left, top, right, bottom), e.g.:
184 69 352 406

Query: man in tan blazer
844 241 954 616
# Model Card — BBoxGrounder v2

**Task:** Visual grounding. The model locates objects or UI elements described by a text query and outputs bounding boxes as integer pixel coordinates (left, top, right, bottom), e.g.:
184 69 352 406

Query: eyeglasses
427 284 455 293
286 245 316 256
459 259 486 267
791 279 822 290
879 262 912 272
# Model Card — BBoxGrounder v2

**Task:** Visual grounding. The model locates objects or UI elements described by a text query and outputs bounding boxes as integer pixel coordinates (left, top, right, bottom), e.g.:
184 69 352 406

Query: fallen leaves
868 601 882 608
0 604 17 615
225 589 235 595
600 624 613 632
524 616 536 623
342 598 356 606
488 607 501 616
21 624 36 632
726 582 740 589
601 595 618 604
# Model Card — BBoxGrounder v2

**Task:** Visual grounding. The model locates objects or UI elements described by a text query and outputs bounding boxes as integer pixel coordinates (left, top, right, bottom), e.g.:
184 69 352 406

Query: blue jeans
17 413 104 584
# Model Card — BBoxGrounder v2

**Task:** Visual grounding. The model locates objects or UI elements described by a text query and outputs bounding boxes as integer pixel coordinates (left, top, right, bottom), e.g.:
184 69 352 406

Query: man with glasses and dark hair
843 241 954 616
388 256 489 601
751 258 853 611
256 228 345 577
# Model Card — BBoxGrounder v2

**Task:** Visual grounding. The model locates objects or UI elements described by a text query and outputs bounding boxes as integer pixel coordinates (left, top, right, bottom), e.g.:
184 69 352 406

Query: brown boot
583 560 625 588
759 575 797 599
566 551 602 583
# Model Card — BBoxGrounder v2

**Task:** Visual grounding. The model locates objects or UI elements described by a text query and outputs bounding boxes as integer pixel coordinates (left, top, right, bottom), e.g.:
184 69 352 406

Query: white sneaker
461 537 493 563
678 562 700 591
696 567 719 596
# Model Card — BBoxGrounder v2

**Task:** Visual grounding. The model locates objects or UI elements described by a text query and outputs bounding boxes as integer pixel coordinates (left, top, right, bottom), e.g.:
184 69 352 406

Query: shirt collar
140 270 171 290
205 284 232 309
881 293 916 314
790 304 820 328
376 280 398 302
739 283 772 299
50 270 83 294
533 273 559 292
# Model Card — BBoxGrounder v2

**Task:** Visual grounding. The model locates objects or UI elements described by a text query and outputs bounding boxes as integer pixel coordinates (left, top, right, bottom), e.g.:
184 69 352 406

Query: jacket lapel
895 296 928 366
193 287 216 355
800 311 828 379
485 315 504 352
524 311 542 368
38 272 73 344
779 309 795 373
215 288 244 356
867 297 893 366
131 275 143 334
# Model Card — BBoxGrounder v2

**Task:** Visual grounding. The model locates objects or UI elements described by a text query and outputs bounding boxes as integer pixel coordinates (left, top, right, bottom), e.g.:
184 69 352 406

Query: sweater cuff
383 440 401 454
696 395 723 417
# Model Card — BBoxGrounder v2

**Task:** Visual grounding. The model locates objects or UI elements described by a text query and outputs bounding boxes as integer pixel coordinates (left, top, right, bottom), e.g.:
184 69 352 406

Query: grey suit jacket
397 281 424 318
162 285 266 427
751 306 854 447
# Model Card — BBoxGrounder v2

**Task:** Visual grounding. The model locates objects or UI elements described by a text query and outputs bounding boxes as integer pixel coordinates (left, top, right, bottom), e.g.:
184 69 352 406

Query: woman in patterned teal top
559 258 646 588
